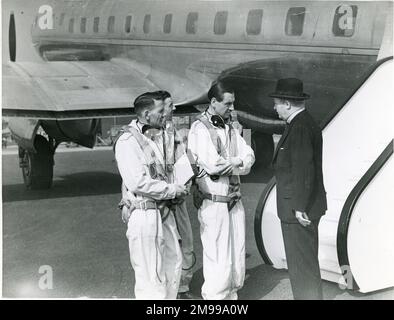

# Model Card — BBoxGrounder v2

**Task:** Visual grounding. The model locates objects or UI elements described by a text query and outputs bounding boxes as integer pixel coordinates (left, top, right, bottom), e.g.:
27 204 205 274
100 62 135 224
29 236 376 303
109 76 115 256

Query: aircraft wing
2 58 197 120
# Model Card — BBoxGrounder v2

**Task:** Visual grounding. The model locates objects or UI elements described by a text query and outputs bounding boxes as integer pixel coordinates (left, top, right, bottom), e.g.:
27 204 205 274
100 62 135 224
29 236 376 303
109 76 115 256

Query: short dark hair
133 92 162 116
207 80 234 102
155 90 171 100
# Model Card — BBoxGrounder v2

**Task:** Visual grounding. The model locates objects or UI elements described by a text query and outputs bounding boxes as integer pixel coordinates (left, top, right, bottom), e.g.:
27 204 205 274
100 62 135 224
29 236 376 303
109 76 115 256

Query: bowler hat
269 78 310 100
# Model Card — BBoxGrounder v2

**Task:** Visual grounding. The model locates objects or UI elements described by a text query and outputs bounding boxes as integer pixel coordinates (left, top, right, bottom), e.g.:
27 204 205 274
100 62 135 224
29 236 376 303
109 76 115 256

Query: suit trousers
174 201 194 293
280 219 323 300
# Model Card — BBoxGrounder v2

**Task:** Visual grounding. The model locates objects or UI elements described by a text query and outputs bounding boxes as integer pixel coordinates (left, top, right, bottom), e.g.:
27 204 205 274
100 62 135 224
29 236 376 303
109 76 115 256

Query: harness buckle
140 201 148 211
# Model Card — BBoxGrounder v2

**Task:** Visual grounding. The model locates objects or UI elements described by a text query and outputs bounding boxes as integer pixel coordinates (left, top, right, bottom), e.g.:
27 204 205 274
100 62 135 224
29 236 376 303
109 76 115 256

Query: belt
200 191 241 211
118 199 158 211
133 200 158 211
201 191 241 203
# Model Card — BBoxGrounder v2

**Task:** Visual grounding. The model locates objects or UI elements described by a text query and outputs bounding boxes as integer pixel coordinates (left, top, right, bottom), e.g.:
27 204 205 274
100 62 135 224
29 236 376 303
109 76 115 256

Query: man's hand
232 121 243 135
295 211 311 227
230 157 243 168
175 184 189 198
185 181 192 193
121 203 132 224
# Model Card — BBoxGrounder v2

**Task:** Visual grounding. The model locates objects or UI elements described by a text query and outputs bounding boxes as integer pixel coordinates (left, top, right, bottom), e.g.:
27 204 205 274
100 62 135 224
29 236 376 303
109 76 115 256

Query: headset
211 114 226 128
207 108 232 129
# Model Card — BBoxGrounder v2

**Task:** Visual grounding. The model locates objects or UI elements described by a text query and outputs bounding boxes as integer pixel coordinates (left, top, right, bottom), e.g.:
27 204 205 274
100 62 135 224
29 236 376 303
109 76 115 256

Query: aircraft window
59 13 65 26
125 15 132 33
93 17 99 33
144 14 151 33
186 12 198 34
246 9 263 35
332 5 358 37
68 18 74 33
108 16 115 33
214 11 228 35
285 7 306 36
80 17 87 33
164 14 172 34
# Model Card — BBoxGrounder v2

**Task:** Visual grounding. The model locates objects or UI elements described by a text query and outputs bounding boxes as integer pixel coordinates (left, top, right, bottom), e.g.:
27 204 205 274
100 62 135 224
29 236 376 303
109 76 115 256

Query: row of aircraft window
59 6 358 38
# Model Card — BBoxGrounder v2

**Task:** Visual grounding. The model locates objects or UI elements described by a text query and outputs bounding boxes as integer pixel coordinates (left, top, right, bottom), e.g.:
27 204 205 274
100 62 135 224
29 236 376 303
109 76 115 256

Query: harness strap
196 114 222 155
196 113 241 180
114 125 167 180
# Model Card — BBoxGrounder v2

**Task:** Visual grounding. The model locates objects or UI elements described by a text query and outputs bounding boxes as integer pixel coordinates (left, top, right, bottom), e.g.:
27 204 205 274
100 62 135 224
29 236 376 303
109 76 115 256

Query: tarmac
2 146 393 299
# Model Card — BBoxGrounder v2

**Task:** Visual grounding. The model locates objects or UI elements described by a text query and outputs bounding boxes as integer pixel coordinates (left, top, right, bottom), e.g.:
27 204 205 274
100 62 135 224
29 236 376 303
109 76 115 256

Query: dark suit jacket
273 110 327 223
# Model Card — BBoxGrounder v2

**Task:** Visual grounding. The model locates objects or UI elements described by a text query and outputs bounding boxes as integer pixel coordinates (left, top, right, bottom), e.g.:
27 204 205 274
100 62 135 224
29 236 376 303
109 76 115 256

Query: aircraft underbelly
119 45 377 125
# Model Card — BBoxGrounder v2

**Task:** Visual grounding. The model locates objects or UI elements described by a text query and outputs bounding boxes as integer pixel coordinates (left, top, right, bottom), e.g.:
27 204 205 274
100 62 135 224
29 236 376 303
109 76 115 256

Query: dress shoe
177 291 200 300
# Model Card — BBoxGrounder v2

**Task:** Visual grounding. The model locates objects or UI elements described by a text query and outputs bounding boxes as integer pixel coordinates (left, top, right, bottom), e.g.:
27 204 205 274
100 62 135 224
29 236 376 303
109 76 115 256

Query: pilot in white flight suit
188 81 255 300
114 92 188 299
159 91 196 299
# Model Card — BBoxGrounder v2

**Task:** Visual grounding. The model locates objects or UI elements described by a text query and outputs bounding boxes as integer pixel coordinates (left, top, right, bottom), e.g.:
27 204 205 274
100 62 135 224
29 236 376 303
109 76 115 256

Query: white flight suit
115 120 182 299
165 122 194 294
188 114 255 300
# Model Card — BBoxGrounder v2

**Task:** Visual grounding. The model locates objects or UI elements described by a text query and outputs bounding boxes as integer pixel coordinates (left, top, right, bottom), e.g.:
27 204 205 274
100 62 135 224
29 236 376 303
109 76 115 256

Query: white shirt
286 108 305 124
115 120 176 201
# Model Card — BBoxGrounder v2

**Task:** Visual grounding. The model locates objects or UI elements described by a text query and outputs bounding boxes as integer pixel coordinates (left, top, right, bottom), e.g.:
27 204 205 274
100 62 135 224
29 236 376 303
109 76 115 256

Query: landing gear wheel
251 132 274 168
19 135 54 190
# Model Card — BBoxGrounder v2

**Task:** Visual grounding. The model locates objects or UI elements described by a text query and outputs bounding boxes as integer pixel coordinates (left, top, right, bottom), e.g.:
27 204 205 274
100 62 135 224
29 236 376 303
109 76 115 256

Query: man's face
273 98 289 120
147 99 166 128
163 97 175 122
212 92 235 120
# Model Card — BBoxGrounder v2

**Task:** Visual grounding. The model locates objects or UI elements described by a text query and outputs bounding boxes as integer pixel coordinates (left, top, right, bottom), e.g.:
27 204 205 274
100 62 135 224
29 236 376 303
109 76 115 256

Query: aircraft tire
251 131 274 168
20 135 54 190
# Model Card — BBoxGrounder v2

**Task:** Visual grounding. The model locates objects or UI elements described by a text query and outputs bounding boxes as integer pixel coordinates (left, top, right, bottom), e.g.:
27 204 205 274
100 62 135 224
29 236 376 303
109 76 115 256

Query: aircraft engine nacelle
9 118 100 152
40 119 100 149
9 117 100 190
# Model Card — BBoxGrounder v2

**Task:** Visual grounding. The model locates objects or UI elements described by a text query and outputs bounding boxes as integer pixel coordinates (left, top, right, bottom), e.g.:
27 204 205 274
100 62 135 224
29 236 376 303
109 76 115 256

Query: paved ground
2 147 393 299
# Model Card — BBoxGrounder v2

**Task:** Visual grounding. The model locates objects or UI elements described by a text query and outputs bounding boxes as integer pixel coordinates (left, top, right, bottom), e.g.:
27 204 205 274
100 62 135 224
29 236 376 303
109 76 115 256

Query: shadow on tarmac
188 264 287 300
2 172 122 202
3 163 272 203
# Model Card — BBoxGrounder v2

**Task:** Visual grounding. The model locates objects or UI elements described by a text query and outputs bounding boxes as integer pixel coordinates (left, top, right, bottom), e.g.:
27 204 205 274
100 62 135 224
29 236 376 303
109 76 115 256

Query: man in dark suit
270 78 327 300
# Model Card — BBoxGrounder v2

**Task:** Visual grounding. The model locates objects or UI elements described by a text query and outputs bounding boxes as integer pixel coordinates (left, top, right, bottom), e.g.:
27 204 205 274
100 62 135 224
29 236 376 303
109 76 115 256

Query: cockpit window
80 17 87 33
108 16 115 33
246 9 263 35
164 14 172 34
285 7 306 36
143 14 151 33
93 17 99 33
332 5 358 37
214 11 228 35
59 13 65 26
68 18 74 33
186 12 198 34
125 15 132 33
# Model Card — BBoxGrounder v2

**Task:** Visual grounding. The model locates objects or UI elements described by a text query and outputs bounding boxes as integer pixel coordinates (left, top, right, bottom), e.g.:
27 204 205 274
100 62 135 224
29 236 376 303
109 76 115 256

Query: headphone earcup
211 115 225 128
